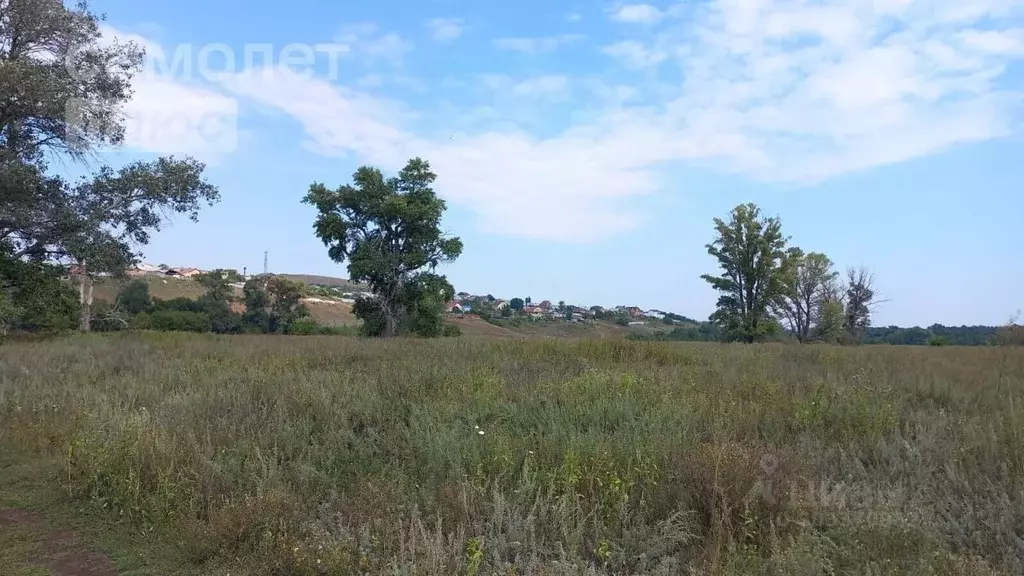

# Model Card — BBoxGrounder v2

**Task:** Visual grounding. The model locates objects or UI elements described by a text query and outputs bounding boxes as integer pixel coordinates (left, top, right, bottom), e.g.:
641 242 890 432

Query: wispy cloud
492 34 584 54
99 26 240 161
602 40 667 68
337 22 412 64
427 18 464 43
121 1 1024 242
610 3 664 24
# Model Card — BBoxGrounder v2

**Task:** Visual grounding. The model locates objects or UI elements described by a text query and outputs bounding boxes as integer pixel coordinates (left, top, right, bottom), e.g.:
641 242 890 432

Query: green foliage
510 297 525 311
286 318 357 336
441 322 462 337
628 323 724 342
196 271 234 303
303 158 462 337
775 251 840 342
134 310 212 332
0 253 79 334
116 280 153 315
701 203 794 343
0 0 218 332
928 335 949 346
844 267 878 341
813 299 846 343
241 276 309 334
153 297 205 313
863 325 1001 346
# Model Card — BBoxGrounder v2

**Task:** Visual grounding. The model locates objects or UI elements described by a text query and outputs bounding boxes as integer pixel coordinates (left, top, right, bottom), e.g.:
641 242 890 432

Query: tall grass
1 334 1022 574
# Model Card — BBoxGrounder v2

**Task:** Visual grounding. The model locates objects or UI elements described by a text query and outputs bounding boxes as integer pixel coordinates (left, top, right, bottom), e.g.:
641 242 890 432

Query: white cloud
99 26 239 159
511 75 569 96
958 28 1024 54
123 77 239 157
566 12 583 22
337 22 412 64
492 34 584 54
118 0 1024 242
603 40 667 67
427 18 464 42
611 4 664 24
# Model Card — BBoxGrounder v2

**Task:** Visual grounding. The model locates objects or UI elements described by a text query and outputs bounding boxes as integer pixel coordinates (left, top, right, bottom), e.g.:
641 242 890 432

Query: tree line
699 203 880 344
695 203 1022 345
1 0 1020 345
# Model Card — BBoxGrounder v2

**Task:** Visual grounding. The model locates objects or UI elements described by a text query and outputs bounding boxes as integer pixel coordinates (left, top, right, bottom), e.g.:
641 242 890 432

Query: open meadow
1 334 1023 575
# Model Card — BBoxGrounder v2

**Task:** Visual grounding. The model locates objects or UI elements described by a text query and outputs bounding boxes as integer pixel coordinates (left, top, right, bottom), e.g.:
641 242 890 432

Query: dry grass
1 334 1022 575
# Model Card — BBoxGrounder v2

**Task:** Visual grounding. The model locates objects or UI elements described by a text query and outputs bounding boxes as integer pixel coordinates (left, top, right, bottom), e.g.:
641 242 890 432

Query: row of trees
702 203 881 344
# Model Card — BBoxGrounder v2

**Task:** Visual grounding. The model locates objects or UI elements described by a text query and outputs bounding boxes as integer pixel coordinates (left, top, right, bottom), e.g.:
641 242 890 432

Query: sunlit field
2 334 1022 575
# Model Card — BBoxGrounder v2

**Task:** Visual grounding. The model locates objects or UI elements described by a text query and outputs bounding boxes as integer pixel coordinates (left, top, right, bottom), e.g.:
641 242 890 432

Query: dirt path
0 508 119 576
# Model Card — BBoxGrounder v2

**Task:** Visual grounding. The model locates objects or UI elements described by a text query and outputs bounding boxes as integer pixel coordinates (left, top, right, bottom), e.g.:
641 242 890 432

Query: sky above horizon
79 0 1024 327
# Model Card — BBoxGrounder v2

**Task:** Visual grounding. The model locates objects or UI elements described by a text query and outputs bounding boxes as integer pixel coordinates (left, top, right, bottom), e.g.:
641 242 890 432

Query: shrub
153 297 205 313
116 280 153 315
441 322 461 337
91 300 129 332
135 310 212 333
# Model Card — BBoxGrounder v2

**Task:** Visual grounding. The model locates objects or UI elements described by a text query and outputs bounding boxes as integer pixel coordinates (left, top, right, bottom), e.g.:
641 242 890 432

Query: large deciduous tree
302 158 463 337
774 250 840 342
701 203 793 343
0 0 219 332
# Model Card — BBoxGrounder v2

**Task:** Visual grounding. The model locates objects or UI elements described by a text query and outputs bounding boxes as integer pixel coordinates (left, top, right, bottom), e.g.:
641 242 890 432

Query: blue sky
81 0 1024 327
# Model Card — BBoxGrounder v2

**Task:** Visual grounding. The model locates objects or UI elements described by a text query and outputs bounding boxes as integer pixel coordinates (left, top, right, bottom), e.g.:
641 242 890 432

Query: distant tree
243 276 308 333
510 297 525 312
158 264 169 271
525 297 532 305
844 267 880 341
701 203 794 343
196 270 234 303
991 312 1024 346
486 294 495 302
928 335 949 346
775 251 839 342
116 280 153 315
195 271 241 333
303 158 463 337
557 300 565 313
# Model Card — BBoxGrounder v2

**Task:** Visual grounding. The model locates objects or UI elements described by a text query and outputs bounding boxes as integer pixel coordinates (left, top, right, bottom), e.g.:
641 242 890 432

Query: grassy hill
92 276 211 302
277 274 365 291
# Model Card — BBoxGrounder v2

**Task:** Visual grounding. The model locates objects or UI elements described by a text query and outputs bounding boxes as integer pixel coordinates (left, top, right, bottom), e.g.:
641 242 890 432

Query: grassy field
1 334 1023 575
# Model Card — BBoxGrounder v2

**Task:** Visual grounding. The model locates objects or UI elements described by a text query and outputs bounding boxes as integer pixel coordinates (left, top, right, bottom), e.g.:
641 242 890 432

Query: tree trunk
78 263 93 332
